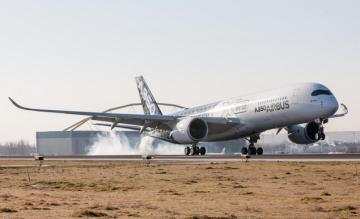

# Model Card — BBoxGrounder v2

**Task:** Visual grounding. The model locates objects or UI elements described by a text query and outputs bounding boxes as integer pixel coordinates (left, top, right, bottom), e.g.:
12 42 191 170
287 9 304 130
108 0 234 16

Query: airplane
9 76 348 156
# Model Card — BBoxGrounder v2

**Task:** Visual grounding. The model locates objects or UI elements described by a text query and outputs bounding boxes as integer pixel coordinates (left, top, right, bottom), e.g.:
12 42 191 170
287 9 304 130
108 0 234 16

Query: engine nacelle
170 118 208 144
288 122 321 144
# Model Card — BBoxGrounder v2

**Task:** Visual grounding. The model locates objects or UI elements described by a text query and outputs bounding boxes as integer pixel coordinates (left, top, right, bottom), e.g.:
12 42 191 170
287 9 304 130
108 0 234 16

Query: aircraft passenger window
311 90 333 96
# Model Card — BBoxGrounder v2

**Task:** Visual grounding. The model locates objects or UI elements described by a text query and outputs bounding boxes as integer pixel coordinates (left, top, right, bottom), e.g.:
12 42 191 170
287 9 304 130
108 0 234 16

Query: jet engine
170 118 208 144
287 122 323 144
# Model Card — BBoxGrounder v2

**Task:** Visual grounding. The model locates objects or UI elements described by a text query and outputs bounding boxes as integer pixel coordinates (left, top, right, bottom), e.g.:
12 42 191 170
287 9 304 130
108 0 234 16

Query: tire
248 145 257 155
199 147 206 156
321 133 326 140
190 147 195 156
195 146 200 155
241 147 248 155
190 146 199 156
256 147 263 155
184 146 190 156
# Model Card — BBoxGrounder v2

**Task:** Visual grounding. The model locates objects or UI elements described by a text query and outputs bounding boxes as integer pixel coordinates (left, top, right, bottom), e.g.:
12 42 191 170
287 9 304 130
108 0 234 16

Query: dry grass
0 160 359 218
72 210 108 218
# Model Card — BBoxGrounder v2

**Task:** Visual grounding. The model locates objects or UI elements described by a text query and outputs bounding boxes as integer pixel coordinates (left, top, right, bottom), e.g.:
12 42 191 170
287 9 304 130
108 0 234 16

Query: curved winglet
9 97 29 110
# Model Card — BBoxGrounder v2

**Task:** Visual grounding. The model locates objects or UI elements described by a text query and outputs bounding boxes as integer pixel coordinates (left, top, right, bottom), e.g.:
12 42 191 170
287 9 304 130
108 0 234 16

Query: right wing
9 98 178 130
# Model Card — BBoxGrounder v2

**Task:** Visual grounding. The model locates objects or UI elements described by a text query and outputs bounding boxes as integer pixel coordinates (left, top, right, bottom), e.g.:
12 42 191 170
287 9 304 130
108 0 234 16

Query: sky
0 0 359 144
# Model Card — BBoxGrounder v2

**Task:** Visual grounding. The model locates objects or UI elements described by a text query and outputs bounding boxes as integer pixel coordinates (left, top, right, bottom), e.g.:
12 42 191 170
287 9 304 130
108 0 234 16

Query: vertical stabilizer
135 76 163 115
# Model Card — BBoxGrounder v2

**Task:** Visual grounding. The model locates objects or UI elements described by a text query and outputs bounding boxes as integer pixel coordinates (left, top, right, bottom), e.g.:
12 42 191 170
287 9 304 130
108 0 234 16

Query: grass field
0 160 359 219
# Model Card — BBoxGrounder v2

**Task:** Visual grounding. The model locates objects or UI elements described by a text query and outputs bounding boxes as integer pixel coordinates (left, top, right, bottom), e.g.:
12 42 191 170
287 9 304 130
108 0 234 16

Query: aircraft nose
327 97 339 115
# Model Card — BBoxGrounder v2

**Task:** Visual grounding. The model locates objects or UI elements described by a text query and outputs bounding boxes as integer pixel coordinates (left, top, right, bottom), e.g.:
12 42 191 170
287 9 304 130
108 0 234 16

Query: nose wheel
316 132 326 141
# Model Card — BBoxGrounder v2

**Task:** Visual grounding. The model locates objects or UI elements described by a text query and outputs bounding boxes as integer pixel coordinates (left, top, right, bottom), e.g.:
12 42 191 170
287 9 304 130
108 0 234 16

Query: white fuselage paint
167 83 339 142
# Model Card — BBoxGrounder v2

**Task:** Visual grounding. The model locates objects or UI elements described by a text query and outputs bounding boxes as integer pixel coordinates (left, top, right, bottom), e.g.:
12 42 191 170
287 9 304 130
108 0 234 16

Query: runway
0 154 360 162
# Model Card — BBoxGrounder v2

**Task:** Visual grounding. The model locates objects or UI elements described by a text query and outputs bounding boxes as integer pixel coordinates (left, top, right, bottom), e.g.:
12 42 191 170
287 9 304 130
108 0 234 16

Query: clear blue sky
0 0 359 143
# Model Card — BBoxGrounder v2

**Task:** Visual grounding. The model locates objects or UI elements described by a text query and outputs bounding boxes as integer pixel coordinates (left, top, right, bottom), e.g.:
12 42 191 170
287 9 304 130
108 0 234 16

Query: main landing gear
241 135 263 156
184 144 206 156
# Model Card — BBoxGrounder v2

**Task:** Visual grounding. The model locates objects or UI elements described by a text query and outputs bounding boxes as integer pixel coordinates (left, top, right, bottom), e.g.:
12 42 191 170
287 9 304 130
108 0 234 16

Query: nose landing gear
316 119 327 141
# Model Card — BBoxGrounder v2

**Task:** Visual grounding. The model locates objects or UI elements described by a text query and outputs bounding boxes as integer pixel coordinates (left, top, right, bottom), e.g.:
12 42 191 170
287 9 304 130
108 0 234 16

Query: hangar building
36 131 246 155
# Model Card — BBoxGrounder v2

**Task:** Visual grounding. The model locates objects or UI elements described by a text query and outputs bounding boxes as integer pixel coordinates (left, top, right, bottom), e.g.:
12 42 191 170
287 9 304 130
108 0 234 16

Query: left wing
9 98 178 130
9 98 244 132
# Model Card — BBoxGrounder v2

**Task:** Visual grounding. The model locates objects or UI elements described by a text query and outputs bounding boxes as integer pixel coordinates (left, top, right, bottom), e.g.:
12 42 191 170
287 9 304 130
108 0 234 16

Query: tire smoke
88 131 184 155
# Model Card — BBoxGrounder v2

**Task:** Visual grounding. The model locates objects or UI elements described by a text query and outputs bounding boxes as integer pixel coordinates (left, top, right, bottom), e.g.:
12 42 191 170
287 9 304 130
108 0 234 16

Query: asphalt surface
0 154 360 162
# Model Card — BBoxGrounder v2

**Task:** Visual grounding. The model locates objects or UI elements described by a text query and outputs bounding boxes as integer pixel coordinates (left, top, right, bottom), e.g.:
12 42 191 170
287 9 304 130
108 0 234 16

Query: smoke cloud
88 131 184 155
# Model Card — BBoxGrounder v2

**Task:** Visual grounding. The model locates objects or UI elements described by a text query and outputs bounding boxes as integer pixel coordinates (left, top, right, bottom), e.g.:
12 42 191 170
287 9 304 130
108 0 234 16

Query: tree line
0 140 36 155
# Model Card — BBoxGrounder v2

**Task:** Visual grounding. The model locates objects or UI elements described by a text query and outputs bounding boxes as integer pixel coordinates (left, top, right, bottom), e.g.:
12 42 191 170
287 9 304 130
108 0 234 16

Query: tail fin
135 76 163 115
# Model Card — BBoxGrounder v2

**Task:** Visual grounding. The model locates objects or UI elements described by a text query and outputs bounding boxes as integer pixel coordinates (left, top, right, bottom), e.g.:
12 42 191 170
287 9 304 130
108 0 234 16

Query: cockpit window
311 89 333 96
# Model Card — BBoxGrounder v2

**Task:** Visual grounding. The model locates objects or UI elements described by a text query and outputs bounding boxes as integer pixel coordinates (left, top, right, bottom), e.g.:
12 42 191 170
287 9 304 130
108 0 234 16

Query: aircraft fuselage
164 82 339 142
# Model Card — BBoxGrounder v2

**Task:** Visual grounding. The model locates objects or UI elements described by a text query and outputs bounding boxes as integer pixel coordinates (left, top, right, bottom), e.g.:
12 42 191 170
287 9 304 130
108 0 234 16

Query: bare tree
0 140 36 155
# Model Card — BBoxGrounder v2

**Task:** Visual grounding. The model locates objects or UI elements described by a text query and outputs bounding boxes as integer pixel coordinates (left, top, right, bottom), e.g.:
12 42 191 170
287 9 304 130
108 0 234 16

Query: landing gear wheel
248 144 257 155
256 147 263 155
184 146 190 156
190 146 199 156
321 133 326 140
241 147 248 155
199 147 206 156
195 146 200 155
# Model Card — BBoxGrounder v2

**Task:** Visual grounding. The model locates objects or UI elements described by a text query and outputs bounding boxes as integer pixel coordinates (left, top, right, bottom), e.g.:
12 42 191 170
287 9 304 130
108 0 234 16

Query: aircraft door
291 89 300 106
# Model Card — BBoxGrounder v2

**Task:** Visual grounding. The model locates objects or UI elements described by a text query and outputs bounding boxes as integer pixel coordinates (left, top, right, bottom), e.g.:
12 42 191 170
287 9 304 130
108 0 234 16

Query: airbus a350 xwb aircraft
9 76 348 156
